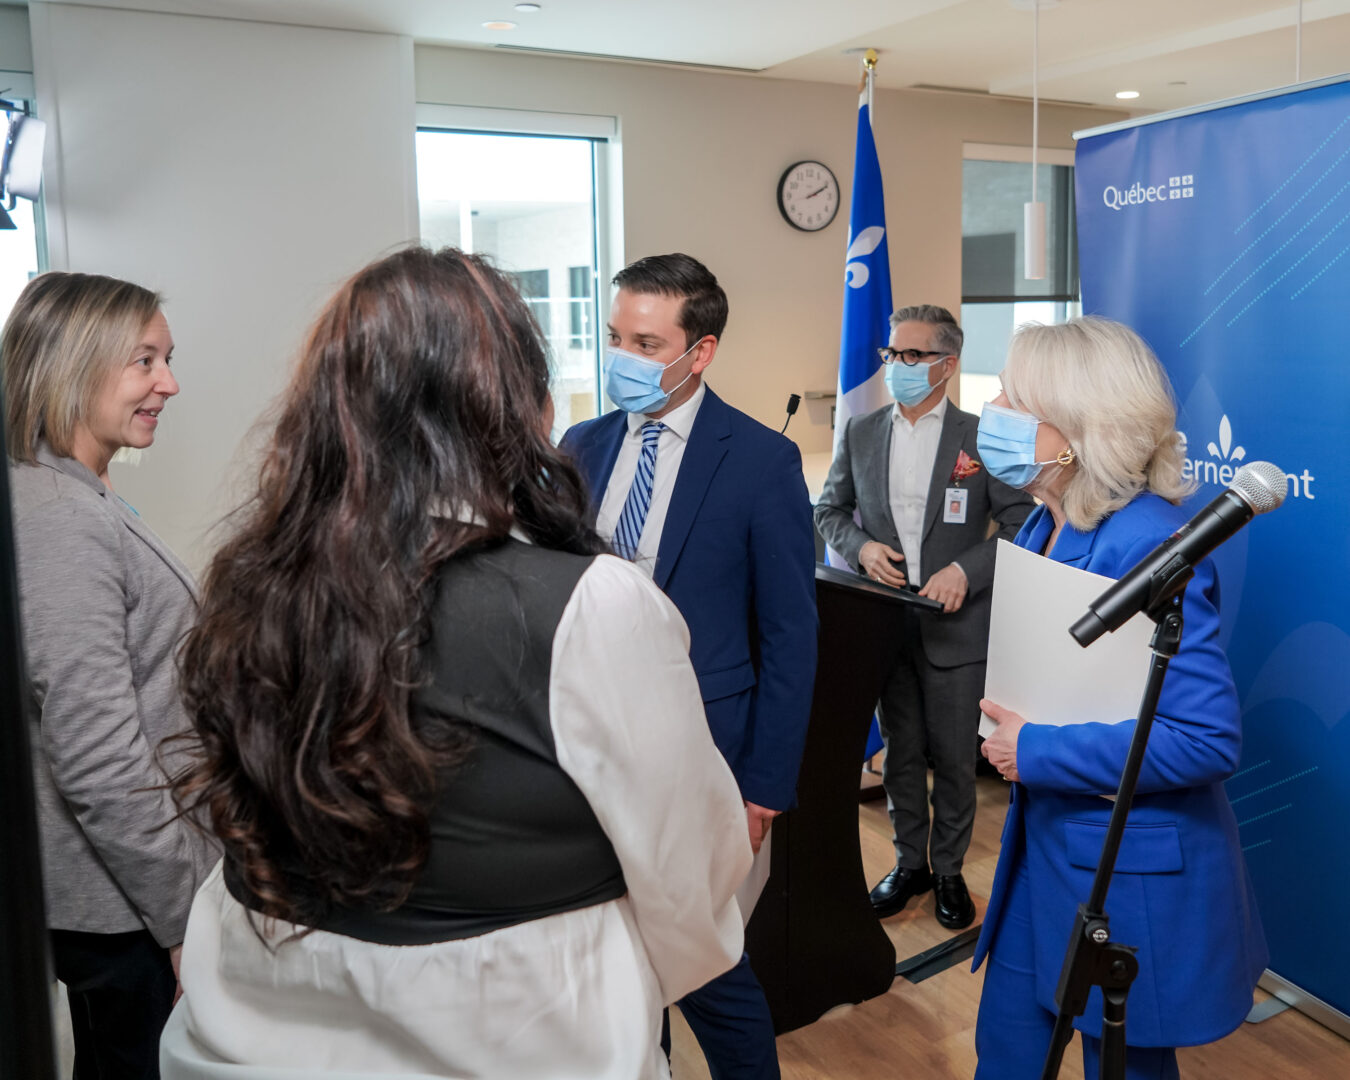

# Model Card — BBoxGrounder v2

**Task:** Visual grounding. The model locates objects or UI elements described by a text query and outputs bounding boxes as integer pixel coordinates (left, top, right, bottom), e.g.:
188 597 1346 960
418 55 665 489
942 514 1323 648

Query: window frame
414 103 622 420
960 142 1079 306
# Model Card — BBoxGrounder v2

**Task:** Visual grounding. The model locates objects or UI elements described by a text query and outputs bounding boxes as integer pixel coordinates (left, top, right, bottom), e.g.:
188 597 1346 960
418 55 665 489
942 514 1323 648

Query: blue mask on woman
604 341 698 414
976 402 1070 489
884 357 945 407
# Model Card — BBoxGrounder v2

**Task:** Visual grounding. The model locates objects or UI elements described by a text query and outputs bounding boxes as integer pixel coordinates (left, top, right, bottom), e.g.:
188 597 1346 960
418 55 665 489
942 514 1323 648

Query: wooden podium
745 563 940 1034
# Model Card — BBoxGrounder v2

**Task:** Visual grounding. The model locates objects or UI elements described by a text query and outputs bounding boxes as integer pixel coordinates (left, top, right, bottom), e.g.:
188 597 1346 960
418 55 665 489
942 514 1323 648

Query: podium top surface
814 563 945 612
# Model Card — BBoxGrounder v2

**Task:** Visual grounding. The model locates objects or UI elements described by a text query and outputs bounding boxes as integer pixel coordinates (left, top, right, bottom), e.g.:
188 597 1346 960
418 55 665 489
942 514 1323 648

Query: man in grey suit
815 305 1033 929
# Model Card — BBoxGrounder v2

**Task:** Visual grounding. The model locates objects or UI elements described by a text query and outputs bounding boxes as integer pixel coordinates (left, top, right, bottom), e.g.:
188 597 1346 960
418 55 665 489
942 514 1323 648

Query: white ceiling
41 0 1350 113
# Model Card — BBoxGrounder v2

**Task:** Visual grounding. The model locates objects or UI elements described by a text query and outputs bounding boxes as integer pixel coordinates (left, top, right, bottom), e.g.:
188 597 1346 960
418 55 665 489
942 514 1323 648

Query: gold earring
1055 447 1076 467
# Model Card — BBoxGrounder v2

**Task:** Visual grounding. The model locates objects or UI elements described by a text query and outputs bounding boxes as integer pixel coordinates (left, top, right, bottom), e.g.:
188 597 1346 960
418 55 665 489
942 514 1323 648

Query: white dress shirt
161 553 750 1080
887 394 948 587
596 381 707 578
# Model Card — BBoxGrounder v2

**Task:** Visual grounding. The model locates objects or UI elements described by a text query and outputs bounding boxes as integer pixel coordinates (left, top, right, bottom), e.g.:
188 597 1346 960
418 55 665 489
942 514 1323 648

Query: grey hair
1002 316 1193 531
889 304 963 358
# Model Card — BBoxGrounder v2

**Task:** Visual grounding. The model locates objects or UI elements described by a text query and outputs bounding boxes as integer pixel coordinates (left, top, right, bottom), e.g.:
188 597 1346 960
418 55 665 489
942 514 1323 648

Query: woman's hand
980 699 1027 782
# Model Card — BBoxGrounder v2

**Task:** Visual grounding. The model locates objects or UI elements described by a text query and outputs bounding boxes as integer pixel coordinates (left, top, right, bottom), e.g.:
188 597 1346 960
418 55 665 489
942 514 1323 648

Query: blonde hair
1002 316 1193 531
2 272 161 463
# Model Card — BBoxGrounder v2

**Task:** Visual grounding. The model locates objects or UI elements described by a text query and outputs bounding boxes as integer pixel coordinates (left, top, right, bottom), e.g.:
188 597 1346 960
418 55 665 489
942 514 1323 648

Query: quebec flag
834 88 893 455
835 83 893 762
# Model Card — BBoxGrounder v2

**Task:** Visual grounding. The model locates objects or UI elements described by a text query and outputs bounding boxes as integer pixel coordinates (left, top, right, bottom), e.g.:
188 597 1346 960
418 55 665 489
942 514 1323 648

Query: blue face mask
884 356 946 407
976 402 1072 489
604 341 698 414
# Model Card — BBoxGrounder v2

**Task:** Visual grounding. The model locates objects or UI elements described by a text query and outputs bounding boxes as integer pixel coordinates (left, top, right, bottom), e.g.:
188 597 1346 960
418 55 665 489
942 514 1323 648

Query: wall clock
777 160 840 232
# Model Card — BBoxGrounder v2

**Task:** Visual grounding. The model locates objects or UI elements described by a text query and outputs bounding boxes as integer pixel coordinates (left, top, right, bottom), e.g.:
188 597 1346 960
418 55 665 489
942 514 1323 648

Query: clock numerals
777 160 839 233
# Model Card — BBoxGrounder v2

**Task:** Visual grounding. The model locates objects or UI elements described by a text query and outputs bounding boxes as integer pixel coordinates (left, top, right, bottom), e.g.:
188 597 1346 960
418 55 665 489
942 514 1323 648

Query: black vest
228 539 626 944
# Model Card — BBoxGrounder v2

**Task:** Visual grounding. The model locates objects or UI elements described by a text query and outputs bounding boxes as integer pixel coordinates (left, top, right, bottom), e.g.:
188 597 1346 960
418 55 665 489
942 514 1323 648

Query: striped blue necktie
612 421 665 561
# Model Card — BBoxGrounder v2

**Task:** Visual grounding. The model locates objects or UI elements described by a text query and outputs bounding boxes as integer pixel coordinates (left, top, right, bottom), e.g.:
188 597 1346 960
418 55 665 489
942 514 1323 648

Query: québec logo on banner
1103 174 1195 211
1180 414 1315 498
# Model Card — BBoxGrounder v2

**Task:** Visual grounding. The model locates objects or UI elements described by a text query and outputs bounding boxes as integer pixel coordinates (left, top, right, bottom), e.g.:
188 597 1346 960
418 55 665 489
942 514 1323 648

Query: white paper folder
980 540 1153 740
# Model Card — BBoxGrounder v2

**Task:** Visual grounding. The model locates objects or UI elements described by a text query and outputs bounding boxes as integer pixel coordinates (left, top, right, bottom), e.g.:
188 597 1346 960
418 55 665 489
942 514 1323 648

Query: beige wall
30 4 418 569
416 46 1124 453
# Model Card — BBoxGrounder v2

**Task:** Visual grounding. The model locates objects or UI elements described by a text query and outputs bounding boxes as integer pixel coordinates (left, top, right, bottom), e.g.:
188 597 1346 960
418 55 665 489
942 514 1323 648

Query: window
959 145 1080 413
567 265 593 349
415 107 619 438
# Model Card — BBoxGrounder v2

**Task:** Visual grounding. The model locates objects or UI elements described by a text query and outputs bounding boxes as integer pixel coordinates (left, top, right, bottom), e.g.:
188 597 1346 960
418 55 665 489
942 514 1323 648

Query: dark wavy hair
172 246 604 926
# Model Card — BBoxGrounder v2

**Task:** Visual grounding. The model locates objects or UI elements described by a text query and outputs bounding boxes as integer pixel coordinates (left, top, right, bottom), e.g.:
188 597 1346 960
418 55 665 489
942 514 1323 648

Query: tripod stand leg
1099 985 1128 1080
1039 1010 1076 1080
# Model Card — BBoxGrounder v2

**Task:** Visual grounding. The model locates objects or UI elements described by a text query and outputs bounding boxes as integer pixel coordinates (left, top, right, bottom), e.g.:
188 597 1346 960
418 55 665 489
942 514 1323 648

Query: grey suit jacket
10 445 216 947
814 402 1034 668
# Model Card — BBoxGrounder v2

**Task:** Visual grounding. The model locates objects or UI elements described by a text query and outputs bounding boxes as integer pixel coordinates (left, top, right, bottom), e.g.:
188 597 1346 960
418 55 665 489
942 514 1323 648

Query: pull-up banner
1075 76 1350 1028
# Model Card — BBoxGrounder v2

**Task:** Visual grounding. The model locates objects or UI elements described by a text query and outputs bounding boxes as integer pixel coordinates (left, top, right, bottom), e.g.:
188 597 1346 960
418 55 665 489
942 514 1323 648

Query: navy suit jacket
973 494 1268 1047
560 388 818 811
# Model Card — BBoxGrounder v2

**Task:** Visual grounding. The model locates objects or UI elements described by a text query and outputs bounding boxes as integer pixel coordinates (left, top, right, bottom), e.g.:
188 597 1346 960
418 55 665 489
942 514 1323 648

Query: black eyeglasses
878 347 949 366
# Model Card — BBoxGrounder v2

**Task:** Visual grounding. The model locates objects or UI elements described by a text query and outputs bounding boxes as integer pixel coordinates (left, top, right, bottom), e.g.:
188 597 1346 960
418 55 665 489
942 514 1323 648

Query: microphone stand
1040 562 1194 1080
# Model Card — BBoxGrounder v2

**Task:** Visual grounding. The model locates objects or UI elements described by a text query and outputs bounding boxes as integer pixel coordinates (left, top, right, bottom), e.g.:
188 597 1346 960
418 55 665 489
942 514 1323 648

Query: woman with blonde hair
972 316 1267 1080
4 272 215 1079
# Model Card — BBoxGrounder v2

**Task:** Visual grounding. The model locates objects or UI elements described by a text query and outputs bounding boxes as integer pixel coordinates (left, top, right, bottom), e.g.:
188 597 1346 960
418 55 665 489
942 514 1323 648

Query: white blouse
160 554 752 1079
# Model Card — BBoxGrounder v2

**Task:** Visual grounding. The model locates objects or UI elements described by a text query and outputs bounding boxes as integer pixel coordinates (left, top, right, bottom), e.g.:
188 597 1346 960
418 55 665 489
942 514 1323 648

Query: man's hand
745 802 781 855
859 541 907 587
919 562 968 613
980 698 1027 782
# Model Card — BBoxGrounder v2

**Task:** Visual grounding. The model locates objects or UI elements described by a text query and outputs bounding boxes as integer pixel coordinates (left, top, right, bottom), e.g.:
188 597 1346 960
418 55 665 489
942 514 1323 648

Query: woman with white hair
971 316 1267 1080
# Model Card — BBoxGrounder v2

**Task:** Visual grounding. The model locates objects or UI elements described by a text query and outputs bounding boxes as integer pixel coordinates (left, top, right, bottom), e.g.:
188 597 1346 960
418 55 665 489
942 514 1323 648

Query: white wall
415 46 1125 453
29 1 418 569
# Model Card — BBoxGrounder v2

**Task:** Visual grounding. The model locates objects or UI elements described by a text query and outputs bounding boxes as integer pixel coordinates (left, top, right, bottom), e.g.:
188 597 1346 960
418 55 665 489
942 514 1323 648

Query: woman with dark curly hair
159 247 750 1079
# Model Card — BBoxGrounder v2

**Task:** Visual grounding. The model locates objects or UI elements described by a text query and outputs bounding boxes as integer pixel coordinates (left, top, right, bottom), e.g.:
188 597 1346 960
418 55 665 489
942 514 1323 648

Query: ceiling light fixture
482 20 518 31
1115 90 1141 100
1024 0 1045 281
514 3 543 11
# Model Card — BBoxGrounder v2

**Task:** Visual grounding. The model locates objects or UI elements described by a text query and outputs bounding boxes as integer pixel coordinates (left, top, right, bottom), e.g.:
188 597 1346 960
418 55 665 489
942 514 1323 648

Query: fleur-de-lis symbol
845 226 885 289
1206 414 1246 462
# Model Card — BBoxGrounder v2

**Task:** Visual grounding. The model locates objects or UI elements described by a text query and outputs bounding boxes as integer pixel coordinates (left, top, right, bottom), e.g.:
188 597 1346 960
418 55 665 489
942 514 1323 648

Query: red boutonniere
950 450 981 485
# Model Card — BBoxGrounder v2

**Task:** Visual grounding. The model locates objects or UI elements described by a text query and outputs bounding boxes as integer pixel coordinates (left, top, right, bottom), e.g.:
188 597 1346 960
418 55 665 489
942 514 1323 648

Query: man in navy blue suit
560 253 817 1080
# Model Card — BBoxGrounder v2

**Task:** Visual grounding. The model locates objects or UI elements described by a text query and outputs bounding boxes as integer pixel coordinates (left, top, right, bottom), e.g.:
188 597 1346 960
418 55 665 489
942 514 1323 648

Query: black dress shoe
869 864 933 918
934 873 976 929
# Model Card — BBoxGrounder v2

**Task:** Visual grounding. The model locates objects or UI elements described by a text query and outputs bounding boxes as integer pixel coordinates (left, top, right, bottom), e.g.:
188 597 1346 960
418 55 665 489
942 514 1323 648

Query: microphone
780 393 802 434
1070 461 1287 647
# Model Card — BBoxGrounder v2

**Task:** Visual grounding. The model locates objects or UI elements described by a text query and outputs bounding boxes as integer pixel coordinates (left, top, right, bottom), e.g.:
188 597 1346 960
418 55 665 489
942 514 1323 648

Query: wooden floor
671 771 1350 1080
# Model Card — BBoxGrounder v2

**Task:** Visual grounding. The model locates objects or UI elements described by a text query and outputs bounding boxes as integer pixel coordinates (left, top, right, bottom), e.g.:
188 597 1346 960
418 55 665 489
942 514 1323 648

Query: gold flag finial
863 49 878 71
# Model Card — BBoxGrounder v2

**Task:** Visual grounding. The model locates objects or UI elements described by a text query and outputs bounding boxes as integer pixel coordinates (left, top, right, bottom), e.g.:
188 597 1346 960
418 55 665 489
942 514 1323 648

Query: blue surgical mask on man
976 402 1072 489
884 355 948 408
604 340 699 414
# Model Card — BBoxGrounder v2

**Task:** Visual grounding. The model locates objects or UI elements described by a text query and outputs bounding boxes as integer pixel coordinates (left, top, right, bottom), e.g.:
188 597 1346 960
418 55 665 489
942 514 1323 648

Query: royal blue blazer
559 389 818 811
972 493 1268 1047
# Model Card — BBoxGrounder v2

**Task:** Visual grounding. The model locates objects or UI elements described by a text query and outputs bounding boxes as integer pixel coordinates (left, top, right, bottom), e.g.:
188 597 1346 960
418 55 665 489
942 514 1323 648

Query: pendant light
1025 0 1046 280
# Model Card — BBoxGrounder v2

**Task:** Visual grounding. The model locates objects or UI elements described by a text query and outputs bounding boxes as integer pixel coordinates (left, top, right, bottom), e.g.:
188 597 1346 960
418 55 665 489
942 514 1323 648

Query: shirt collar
892 392 949 430
627 379 706 441
428 501 532 544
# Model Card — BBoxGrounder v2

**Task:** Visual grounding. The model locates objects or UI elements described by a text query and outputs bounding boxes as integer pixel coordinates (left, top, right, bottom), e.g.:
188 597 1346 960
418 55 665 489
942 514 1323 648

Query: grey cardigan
10 445 216 947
